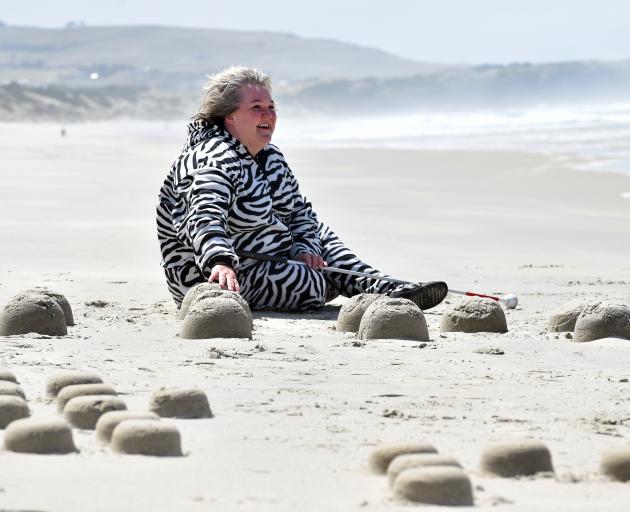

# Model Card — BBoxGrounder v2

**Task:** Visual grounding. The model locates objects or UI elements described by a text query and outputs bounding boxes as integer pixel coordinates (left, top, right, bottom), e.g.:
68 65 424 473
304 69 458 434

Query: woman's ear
224 113 235 131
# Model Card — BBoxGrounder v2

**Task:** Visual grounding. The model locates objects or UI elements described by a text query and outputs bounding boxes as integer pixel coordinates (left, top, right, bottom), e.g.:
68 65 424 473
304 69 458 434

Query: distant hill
279 60 630 113
1 25 630 121
0 82 191 121
0 25 440 91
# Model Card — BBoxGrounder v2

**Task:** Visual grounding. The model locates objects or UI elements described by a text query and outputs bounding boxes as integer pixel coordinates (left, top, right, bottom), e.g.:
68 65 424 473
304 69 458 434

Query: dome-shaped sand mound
0 396 30 428
600 447 630 482
111 420 183 456
0 369 18 383
441 297 508 333
336 293 384 333
0 294 67 336
388 453 462 487
149 387 213 419
96 410 160 443
182 297 252 339
392 466 473 506
0 381 26 399
46 371 104 397
56 383 117 412
573 302 630 343
64 395 127 429
4 417 77 454
548 298 590 332
369 442 438 474
13 287 74 326
192 289 252 324
480 440 553 477
358 298 429 341
178 282 223 319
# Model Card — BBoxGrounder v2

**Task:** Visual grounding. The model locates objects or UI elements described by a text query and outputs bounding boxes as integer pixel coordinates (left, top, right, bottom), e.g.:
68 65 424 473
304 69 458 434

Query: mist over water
275 102 630 180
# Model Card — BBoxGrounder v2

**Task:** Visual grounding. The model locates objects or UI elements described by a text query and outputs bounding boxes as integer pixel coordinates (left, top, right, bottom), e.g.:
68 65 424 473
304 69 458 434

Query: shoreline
3 118 630 183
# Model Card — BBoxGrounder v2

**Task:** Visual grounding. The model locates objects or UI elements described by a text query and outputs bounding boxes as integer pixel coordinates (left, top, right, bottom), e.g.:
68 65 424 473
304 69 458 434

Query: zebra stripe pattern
157 121 396 310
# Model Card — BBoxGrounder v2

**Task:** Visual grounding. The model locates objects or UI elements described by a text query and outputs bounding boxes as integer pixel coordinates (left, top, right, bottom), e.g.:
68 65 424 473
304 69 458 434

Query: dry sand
0 121 629 511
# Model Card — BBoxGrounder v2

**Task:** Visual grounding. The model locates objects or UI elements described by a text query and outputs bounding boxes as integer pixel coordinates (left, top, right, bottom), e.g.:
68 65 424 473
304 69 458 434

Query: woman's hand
209 264 240 292
295 252 327 269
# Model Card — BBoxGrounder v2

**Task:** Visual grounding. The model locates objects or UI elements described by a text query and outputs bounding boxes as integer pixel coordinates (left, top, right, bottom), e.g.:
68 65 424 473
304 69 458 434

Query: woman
157 67 447 311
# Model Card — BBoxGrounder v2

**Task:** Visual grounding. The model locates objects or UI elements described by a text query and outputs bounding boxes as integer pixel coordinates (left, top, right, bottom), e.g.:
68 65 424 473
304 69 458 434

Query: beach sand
0 122 629 511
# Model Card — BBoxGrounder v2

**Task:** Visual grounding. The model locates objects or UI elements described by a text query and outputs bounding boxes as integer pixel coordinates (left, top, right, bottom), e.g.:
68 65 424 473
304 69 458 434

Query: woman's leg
318 222 399 299
318 222 449 310
164 258 327 311
164 222 400 310
237 260 327 311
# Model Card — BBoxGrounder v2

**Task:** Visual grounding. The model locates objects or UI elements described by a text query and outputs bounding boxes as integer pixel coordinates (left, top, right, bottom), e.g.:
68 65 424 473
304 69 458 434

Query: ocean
275 102 630 198
4 102 629 198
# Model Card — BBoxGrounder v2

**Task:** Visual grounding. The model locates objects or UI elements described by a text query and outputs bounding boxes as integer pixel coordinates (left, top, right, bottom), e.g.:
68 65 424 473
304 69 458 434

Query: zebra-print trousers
164 223 398 311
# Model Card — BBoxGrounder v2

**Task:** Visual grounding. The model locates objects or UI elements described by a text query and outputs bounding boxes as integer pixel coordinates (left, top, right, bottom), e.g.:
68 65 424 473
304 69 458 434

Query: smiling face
224 84 277 157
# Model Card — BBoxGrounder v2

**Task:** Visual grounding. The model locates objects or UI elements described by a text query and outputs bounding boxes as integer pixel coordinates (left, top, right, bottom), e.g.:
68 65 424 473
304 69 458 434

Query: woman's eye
250 105 276 112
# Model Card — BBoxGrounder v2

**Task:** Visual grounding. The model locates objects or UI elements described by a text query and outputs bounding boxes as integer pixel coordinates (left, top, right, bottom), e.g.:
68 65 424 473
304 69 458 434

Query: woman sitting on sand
156 66 447 311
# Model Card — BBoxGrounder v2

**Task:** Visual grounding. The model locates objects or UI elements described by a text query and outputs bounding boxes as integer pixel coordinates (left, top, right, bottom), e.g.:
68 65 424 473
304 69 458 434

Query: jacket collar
185 120 252 160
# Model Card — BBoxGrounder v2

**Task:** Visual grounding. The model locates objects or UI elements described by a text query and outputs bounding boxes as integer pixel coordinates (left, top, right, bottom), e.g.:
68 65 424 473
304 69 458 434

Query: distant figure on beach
156 67 447 311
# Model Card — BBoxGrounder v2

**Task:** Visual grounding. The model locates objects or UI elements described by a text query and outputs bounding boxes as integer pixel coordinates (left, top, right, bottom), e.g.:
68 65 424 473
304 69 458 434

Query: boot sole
390 281 448 310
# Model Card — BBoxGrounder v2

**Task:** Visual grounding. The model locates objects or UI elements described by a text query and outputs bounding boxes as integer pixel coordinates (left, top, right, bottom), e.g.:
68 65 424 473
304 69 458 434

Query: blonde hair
194 66 272 125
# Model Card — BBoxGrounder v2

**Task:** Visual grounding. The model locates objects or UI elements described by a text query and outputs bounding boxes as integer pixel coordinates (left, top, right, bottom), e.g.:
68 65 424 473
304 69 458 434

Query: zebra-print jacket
156 120 320 277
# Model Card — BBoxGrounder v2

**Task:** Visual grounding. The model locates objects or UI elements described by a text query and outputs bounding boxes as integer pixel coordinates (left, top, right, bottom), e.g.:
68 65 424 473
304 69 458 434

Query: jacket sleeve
263 147 322 257
281 167 322 258
177 163 238 276
289 185 322 257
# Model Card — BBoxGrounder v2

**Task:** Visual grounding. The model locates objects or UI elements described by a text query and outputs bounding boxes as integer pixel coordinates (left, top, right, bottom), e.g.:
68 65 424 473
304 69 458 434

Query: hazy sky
1 0 629 64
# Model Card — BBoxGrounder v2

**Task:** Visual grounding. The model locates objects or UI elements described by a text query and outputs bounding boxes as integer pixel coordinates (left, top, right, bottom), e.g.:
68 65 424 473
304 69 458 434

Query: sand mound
63 395 127 429
336 293 384 333
369 442 438 474
0 293 67 336
573 302 630 343
96 410 160 443
600 447 630 482
178 282 223 319
0 370 18 383
358 298 429 341
480 440 554 477
548 298 590 332
0 396 30 428
46 371 104 397
192 288 252 324
392 466 473 506
56 383 117 412
182 297 252 339
0 381 26 400
441 297 508 333
111 420 183 456
13 287 74 326
149 387 213 419
388 453 462 487
4 417 77 454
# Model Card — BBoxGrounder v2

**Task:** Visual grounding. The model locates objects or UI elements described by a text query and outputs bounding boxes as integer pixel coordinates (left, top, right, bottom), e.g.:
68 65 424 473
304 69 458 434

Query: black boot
389 281 448 310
